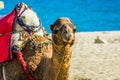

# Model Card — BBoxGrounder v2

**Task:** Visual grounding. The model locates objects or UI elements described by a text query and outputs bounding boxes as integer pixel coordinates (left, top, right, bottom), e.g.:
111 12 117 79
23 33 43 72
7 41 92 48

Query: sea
0 0 120 33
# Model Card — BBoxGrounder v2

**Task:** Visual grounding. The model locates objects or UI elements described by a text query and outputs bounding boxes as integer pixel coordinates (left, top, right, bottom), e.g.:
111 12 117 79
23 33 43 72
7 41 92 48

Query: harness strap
17 51 34 80
2 66 6 80
17 18 42 34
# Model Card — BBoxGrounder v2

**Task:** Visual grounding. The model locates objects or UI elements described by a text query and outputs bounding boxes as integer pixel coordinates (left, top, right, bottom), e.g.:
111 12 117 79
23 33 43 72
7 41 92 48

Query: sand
69 31 120 80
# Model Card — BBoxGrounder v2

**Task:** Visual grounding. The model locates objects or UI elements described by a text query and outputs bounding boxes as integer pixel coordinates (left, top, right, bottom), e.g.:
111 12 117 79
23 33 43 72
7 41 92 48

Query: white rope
2 66 6 80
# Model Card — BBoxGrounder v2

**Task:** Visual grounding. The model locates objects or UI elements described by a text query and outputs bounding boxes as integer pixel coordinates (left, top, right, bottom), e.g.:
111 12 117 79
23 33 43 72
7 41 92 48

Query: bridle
15 3 42 34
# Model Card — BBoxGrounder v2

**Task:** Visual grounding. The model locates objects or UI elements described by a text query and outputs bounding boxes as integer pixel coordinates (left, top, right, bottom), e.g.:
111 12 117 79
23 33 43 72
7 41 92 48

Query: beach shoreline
70 31 120 80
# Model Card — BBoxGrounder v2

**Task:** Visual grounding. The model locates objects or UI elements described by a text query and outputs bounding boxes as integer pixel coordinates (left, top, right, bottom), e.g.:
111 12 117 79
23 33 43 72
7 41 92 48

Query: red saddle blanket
0 10 15 62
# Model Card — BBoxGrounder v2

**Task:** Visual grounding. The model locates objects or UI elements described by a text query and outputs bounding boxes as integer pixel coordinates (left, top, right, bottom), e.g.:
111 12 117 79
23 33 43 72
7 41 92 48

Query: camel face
11 3 44 52
51 17 76 44
14 3 42 32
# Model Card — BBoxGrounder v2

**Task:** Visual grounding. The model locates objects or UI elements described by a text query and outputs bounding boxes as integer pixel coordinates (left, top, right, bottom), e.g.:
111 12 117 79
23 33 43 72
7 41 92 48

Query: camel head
14 2 42 33
11 3 44 52
50 17 76 46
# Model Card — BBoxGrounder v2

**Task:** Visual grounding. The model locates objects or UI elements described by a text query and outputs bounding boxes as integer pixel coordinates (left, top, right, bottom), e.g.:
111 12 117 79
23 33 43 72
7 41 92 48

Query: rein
17 51 34 80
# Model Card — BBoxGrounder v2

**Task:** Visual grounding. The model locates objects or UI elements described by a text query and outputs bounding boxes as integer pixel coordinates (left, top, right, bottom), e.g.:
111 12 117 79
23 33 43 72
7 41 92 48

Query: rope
17 51 34 80
2 66 6 80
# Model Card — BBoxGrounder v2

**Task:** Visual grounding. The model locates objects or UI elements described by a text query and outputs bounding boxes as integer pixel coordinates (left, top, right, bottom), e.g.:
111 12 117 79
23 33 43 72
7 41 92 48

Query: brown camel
0 29 52 80
0 17 76 80
0 2 50 80
50 17 76 80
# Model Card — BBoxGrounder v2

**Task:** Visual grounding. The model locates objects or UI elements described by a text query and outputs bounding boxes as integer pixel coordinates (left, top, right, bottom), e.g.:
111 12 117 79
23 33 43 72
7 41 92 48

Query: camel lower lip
62 37 72 43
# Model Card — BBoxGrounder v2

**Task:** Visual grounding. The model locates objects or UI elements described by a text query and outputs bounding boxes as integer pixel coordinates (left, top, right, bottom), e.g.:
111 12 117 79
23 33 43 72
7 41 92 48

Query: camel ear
50 24 54 31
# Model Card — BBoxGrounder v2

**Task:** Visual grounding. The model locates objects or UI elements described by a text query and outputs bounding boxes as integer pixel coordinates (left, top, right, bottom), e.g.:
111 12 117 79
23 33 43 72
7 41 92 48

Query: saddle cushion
0 10 15 62
0 33 12 62
0 10 15 34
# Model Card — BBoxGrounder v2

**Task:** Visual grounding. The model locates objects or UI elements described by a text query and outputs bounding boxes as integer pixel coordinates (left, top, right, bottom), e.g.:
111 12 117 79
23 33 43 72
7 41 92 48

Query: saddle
0 10 15 62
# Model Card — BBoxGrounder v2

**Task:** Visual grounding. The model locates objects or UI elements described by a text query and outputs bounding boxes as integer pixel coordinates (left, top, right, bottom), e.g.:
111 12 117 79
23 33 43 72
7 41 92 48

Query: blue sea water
0 0 120 33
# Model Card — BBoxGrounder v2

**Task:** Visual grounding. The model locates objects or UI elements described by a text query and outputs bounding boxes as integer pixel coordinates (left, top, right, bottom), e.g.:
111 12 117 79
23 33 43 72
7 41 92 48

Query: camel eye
53 29 58 34
73 28 76 32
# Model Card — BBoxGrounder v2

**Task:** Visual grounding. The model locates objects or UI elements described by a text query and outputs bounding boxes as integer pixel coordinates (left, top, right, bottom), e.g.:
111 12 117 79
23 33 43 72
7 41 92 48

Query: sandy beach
69 31 120 80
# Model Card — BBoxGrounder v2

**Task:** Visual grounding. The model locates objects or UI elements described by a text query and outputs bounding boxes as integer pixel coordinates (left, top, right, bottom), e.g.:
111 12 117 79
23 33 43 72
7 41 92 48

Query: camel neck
51 43 72 80
52 43 72 62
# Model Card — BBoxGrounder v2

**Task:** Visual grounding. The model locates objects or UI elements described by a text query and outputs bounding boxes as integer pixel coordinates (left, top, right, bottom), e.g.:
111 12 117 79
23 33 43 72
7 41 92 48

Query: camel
0 17 76 80
0 3 76 80
50 17 76 80
0 2 46 80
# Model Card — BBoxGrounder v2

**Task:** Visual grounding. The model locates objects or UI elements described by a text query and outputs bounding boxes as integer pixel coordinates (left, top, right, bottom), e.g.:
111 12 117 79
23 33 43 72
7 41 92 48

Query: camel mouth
59 24 75 43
